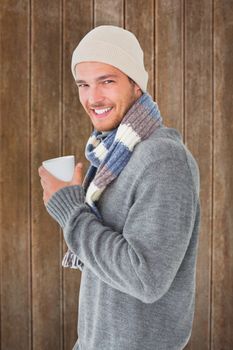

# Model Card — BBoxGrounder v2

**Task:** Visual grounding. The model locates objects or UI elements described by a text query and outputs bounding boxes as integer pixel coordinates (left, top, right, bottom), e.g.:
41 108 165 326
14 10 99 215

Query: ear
134 83 143 98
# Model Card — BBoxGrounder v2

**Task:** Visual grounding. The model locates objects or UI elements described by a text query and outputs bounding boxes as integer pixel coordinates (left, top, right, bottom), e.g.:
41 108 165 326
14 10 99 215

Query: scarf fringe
62 249 84 271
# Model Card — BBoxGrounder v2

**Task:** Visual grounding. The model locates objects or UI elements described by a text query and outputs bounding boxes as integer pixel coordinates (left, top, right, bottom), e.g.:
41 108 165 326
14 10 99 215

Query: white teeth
94 107 112 115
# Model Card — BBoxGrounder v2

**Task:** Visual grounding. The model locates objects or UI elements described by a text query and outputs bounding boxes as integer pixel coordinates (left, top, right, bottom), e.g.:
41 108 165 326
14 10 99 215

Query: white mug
42 155 75 182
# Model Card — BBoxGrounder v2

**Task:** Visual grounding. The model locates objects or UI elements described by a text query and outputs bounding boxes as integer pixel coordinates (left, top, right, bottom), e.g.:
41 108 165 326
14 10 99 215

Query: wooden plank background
0 0 232 349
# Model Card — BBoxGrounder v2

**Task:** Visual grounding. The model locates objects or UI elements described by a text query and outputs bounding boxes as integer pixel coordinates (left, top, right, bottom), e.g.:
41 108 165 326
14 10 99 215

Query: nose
88 86 104 106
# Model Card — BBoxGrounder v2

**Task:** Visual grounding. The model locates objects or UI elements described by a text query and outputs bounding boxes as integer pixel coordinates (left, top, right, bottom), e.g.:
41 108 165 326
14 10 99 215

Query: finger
72 163 83 185
43 189 50 204
39 166 55 181
43 191 47 203
40 178 47 190
38 166 48 178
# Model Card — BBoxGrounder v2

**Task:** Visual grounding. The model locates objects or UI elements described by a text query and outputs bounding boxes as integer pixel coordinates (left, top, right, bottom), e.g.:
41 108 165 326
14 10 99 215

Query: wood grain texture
0 1 233 349
156 0 183 131
184 0 213 349
212 1 233 349
125 0 155 97
0 1 31 349
31 0 62 349
63 1 93 349
94 0 124 26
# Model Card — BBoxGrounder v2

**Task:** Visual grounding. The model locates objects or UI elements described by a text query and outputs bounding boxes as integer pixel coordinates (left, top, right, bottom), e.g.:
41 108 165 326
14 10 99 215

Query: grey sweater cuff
46 185 87 229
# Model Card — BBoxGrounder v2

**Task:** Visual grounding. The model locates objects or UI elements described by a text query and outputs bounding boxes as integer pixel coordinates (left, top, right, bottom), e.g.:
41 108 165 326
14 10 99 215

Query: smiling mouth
91 107 113 118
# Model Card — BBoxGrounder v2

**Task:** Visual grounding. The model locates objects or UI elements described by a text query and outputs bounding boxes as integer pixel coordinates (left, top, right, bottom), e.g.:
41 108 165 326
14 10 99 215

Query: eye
103 80 114 85
77 83 89 88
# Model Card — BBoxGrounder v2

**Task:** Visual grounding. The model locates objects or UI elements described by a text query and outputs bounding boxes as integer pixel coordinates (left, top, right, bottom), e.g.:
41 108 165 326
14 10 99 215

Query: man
39 26 201 350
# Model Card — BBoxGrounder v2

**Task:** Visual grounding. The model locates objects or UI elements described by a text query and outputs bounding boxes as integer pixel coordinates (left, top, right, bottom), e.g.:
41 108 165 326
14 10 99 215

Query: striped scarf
62 92 163 269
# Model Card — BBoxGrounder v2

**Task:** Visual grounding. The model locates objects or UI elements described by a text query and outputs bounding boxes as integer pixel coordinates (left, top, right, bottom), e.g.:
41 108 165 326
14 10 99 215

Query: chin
92 119 120 132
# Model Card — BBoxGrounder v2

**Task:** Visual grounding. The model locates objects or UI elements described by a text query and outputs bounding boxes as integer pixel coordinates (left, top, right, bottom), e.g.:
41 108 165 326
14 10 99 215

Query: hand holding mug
38 156 83 205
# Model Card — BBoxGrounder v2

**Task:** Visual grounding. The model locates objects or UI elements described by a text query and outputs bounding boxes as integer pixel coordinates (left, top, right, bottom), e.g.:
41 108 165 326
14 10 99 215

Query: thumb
72 162 83 185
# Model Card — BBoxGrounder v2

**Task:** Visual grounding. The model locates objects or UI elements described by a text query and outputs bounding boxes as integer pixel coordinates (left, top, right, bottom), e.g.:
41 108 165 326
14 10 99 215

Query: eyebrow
75 74 118 84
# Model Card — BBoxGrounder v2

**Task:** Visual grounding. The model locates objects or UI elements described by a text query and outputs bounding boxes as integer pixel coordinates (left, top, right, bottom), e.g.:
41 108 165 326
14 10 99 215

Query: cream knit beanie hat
71 25 148 92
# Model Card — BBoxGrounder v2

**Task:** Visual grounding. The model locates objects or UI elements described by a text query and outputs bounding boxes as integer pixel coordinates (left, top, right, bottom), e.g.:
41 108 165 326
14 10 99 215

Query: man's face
75 62 142 132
